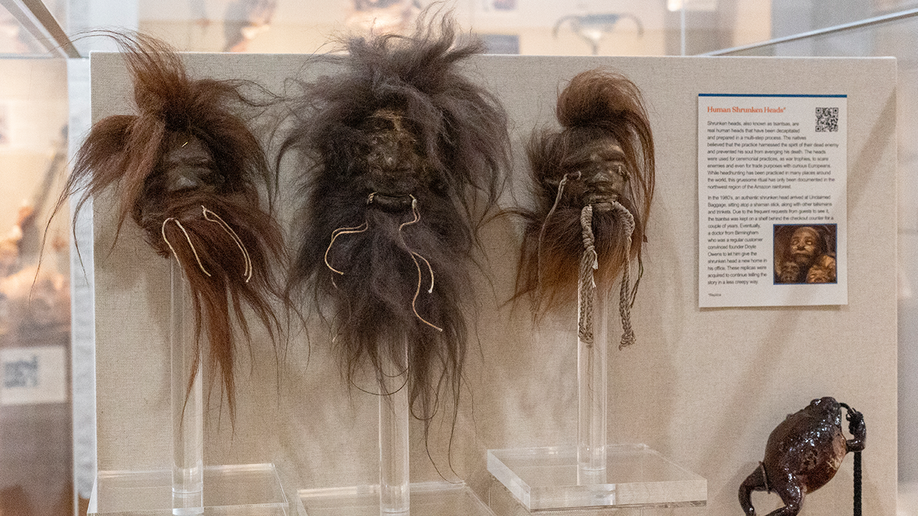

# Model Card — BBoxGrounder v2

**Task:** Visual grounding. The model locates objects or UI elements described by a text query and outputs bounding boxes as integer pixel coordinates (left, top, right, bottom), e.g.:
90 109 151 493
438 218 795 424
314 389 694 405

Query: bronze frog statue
739 397 866 516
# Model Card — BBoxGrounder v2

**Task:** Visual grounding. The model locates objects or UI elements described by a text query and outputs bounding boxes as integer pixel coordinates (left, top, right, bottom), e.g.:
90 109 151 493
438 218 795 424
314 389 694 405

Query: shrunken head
59 32 285 420
281 16 509 428
548 136 629 210
354 109 431 212
516 69 655 314
789 226 823 268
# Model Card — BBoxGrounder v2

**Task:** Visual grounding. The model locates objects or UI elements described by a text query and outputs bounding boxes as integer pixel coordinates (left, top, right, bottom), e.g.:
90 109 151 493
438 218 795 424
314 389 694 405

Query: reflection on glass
223 0 277 52
0 6 46 55
0 58 71 516
347 0 418 35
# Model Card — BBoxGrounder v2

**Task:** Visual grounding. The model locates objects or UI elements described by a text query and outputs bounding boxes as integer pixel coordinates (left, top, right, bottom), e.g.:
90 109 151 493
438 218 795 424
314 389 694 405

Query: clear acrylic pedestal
89 262 289 515
297 344 495 516
297 482 494 516
487 261 706 514
88 463 289 515
486 445 706 514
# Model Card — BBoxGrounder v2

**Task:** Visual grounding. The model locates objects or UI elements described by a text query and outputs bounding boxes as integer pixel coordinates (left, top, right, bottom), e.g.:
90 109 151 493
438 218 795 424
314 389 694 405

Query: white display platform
296 482 494 516
487 445 705 513
88 463 288 515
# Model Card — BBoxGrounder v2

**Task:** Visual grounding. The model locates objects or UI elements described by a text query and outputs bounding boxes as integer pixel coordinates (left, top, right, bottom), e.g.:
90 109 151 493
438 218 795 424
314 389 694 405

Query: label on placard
698 94 848 307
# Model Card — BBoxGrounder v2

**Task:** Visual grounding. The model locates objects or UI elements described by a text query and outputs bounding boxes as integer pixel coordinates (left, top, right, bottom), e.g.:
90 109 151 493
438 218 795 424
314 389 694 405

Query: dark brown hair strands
59 32 286 420
280 15 509 428
515 69 655 316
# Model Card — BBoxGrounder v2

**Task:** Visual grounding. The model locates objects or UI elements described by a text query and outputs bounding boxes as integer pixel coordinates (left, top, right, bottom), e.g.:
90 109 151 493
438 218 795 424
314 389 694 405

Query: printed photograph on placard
773 224 837 284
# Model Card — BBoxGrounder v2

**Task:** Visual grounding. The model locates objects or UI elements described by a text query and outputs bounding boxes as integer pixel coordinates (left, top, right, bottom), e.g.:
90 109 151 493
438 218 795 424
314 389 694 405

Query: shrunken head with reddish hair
61 33 286 419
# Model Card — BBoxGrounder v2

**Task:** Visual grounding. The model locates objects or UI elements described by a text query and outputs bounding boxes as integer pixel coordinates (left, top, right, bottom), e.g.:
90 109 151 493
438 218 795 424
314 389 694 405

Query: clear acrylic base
296 482 495 516
88 463 289 515
487 479 707 516
486 445 706 513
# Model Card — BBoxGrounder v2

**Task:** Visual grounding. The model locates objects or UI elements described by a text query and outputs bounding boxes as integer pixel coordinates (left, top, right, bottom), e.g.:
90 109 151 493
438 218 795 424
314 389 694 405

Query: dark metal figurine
739 397 866 516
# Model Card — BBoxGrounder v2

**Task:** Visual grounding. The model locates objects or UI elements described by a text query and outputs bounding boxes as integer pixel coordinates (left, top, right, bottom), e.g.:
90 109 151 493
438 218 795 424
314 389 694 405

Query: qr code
3 356 38 389
816 107 839 132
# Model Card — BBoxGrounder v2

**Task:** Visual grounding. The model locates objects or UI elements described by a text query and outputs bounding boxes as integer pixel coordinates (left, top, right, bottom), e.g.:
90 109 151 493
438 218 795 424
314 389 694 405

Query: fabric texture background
91 52 897 516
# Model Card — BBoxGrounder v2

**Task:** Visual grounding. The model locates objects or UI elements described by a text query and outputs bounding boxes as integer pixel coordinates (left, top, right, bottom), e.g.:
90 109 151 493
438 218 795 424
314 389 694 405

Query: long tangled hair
516 70 654 318
281 17 509 424
61 33 285 419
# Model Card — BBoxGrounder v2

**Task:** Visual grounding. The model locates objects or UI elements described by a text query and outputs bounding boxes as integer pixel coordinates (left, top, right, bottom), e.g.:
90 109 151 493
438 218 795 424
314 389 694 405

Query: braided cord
578 202 637 349
578 205 598 344
612 202 636 349
853 451 862 516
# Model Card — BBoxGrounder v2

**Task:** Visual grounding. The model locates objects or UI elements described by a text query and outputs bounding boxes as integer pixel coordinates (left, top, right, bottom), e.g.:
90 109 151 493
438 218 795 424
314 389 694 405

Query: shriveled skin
739 397 866 516
549 137 628 209
766 398 847 493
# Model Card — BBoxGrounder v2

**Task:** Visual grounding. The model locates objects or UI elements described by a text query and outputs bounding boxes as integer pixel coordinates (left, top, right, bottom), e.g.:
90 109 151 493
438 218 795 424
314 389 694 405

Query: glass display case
0 2 915 516
0 56 72 516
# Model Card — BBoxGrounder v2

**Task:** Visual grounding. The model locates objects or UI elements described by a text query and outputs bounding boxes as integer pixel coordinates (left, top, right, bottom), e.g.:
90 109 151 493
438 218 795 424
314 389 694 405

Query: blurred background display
0 57 71 516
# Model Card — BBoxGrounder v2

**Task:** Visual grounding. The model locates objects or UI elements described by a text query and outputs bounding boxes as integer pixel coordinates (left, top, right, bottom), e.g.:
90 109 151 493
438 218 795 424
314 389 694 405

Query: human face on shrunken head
158 135 223 195
558 136 628 210
359 109 429 212
789 226 821 266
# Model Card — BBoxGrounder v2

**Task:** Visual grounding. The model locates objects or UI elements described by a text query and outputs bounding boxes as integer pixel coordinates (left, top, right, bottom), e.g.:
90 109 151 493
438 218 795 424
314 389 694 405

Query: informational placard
698 94 847 307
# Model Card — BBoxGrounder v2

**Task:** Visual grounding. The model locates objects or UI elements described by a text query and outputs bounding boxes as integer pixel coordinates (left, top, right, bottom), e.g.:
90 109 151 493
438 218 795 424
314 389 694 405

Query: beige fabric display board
92 53 897 516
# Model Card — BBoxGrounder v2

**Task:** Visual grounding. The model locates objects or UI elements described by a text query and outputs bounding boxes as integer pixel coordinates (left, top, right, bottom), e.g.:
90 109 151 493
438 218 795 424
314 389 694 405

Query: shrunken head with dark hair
281 16 509 425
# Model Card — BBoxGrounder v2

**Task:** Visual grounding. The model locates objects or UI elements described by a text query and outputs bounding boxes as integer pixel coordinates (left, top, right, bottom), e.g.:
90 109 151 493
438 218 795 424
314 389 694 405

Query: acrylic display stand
88 464 289 515
298 481 495 516
487 280 706 513
487 445 707 514
88 261 289 515
298 344 495 516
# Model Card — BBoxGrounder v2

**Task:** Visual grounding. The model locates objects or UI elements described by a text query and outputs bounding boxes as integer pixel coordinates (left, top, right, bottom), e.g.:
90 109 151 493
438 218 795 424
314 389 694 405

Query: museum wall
92 52 897 516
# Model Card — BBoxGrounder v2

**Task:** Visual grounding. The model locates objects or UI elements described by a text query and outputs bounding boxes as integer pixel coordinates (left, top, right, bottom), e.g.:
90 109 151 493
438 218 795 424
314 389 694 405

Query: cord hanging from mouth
537 171 580 306
202 206 253 283
397 196 442 332
162 217 211 277
578 204 598 345
324 193 442 332
611 201 636 348
324 221 370 275
577 200 637 350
